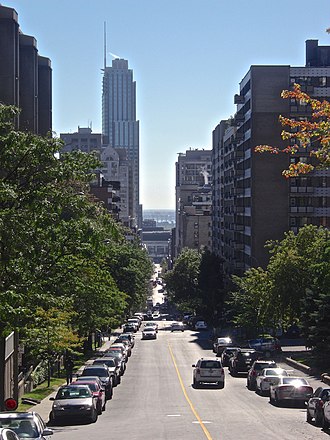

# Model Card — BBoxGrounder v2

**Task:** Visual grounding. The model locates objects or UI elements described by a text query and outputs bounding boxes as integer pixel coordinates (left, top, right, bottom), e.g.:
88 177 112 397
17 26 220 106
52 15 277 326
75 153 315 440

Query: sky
4 0 330 209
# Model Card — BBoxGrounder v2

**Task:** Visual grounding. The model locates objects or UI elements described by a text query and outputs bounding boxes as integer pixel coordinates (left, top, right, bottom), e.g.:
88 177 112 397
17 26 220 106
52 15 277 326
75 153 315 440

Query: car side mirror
49 397 55 401
43 428 53 436
192 364 196 367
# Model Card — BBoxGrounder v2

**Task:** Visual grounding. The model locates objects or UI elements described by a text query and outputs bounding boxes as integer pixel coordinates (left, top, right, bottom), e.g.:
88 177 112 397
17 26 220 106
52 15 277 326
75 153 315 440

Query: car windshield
255 363 276 370
56 386 92 399
82 368 107 377
144 327 155 331
98 359 115 367
200 361 221 369
75 382 97 391
0 418 38 438
282 378 308 385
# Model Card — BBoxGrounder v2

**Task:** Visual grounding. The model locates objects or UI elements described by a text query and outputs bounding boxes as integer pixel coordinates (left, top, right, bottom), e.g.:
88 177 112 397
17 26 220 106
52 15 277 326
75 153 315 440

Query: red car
73 379 106 414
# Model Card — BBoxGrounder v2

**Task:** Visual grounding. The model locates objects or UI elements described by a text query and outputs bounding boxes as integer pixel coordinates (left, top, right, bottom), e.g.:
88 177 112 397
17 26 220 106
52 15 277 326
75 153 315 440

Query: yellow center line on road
168 343 213 440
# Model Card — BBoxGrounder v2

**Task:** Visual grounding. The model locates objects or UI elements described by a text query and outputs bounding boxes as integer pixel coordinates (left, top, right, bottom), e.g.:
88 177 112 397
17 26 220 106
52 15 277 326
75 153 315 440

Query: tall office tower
212 40 330 275
175 149 212 258
102 58 140 228
0 4 52 135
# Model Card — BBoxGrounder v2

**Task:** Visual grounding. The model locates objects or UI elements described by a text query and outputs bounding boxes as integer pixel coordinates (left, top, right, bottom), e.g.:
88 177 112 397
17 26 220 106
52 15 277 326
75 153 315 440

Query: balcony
290 186 314 193
290 206 314 213
234 113 245 124
234 94 245 104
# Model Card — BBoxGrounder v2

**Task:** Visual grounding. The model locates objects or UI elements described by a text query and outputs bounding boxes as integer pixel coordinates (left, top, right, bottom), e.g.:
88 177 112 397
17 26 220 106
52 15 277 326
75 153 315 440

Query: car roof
0 412 36 419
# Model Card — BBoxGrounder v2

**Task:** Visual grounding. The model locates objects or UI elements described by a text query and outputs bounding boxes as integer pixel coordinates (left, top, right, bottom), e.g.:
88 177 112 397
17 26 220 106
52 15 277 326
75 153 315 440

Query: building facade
102 58 140 228
175 149 212 258
212 40 330 275
0 4 52 135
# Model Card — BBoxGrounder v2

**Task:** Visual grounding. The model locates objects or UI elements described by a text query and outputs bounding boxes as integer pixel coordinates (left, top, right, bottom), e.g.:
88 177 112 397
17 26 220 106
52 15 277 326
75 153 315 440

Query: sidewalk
27 335 116 422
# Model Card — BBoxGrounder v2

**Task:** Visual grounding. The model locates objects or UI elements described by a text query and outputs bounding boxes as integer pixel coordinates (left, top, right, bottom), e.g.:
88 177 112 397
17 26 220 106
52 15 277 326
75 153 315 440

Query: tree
255 83 330 177
164 248 201 311
198 250 227 326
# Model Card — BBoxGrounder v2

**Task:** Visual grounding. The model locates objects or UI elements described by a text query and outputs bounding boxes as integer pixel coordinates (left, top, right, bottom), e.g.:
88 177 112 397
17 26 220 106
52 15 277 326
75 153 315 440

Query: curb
284 356 330 386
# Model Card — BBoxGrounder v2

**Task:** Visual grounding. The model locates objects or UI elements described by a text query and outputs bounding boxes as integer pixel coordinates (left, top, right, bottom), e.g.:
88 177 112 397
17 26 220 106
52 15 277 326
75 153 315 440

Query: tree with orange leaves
255 83 330 178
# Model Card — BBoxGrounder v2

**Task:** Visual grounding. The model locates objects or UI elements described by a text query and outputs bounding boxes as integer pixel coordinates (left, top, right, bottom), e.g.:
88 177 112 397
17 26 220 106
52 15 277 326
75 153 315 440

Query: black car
229 348 258 376
80 365 113 399
221 347 240 367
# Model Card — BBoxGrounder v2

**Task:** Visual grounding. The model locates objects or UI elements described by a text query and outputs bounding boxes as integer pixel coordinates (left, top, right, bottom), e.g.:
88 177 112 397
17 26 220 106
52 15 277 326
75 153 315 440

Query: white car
192 358 225 388
144 322 158 332
171 322 184 332
142 327 157 340
269 377 313 406
256 368 288 395
195 321 208 330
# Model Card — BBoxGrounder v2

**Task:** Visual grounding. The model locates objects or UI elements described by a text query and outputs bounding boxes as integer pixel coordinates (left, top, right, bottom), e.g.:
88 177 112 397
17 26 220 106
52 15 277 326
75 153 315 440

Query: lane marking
167 414 181 417
168 343 213 440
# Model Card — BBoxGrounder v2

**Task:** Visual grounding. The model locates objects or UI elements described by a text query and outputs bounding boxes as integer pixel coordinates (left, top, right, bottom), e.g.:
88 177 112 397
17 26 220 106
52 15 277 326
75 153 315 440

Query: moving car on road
171 322 185 332
221 347 239 366
269 377 313 406
194 321 208 331
213 337 233 355
142 326 157 339
229 348 258 376
192 358 225 389
50 384 98 424
0 412 53 439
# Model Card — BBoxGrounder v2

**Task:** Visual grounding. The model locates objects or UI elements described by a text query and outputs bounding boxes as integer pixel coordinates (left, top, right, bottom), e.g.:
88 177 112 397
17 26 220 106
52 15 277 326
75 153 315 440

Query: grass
17 377 66 412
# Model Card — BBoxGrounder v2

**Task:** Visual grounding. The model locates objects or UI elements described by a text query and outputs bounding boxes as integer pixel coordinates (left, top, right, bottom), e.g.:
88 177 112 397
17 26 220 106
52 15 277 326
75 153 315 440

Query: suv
192 358 225 389
229 348 258 376
0 411 53 439
80 365 113 399
247 360 277 390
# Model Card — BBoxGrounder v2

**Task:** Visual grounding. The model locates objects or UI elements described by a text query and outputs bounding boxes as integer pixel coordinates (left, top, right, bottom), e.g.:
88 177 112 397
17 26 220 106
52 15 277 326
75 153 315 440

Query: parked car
107 346 128 362
269 377 313 406
229 348 258 376
142 326 157 339
113 338 132 356
103 352 126 376
72 379 106 414
171 322 185 332
122 324 137 333
127 318 141 329
256 368 289 395
111 343 129 360
194 321 208 331
322 390 330 430
117 332 135 348
248 337 281 357
80 365 113 399
306 386 330 426
247 360 278 390
213 337 233 355
192 358 225 388
0 428 20 440
92 358 121 386
0 412 53 440
221 347 240 366
50 384 98 423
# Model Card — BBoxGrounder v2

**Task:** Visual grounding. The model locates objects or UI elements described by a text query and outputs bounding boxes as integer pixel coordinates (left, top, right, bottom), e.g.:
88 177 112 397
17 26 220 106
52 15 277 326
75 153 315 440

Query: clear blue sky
4 0 330 209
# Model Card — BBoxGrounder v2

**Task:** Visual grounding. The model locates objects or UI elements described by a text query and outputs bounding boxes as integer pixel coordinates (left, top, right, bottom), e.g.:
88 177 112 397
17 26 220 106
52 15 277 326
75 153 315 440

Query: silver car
0 411 53 439
192 358 225 389
50 384 99 423
142 326 157 339
269 377 313 406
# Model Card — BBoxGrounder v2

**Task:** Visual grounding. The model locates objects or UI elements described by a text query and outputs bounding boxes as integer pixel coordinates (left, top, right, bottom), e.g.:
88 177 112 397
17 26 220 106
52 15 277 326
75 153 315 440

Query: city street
49 321 328 440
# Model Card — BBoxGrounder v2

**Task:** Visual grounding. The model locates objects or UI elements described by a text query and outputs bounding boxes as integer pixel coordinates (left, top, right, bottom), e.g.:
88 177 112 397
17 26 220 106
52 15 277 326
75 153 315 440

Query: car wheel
275 392 281 407
218 381 225 389
323 416 330 430
306 409 312 423
315 411 323 427
193 378 199 388
97 402 102 415
90 409 98 423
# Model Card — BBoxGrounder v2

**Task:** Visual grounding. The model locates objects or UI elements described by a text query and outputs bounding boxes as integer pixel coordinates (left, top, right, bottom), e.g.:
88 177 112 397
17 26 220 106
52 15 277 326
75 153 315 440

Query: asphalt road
48 321 328 440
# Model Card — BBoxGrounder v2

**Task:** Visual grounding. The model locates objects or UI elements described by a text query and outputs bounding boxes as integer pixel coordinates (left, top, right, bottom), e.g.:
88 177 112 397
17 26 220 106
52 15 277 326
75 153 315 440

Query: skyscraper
102 58 140 228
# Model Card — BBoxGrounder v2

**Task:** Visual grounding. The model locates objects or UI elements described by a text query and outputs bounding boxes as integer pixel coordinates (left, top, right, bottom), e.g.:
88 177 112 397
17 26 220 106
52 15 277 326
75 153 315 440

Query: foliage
164 248 201 309
255 83 330 177
229 226 330 339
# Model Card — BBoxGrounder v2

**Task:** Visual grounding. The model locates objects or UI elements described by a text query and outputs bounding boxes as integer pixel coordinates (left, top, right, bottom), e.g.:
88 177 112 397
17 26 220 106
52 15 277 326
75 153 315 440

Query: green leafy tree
164 248 202 311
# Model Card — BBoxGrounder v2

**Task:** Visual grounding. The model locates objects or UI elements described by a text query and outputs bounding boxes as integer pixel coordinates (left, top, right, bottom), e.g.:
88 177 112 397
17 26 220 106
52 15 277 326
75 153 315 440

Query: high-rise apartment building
212 40 330 275
175 149 212 258
102 58 140 228
0 4 52 135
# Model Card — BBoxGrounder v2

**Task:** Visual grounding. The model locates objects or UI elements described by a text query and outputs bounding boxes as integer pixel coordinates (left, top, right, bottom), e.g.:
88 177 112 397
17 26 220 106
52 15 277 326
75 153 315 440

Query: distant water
143 209 175 226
